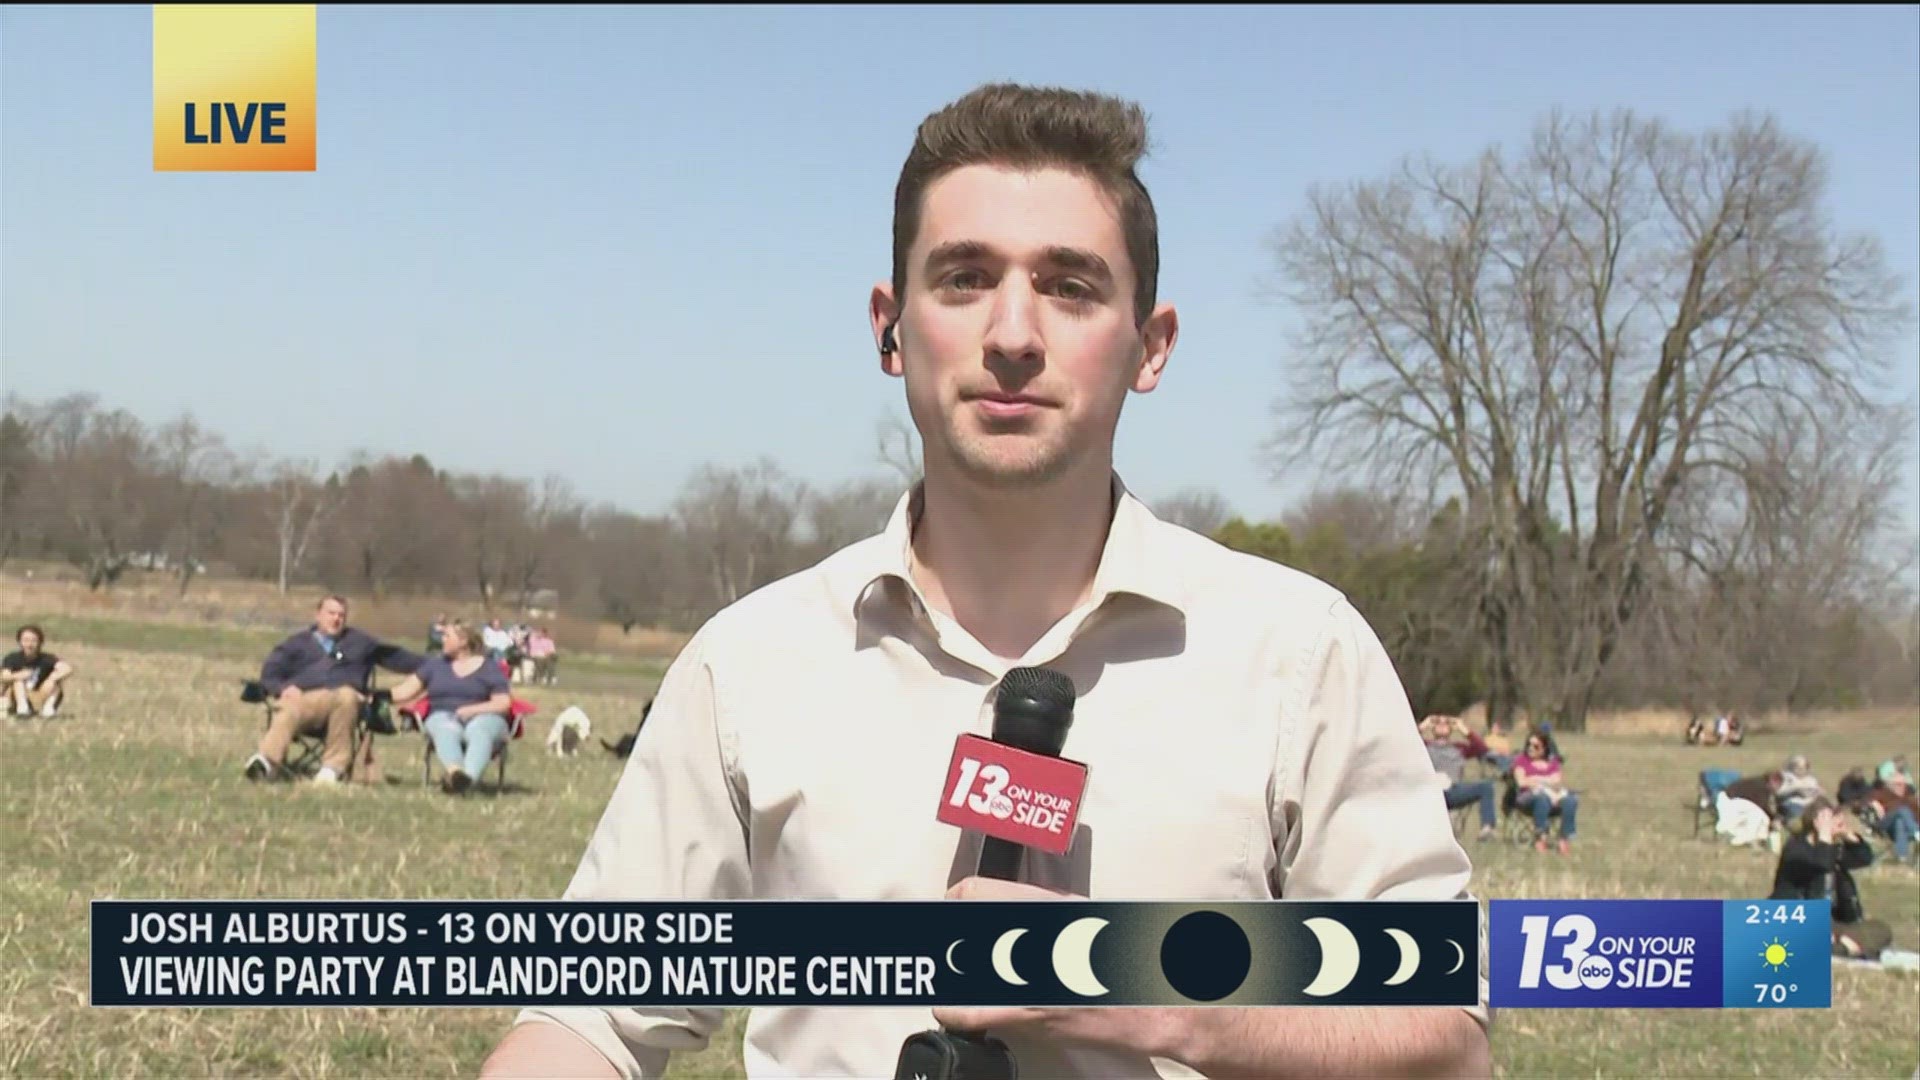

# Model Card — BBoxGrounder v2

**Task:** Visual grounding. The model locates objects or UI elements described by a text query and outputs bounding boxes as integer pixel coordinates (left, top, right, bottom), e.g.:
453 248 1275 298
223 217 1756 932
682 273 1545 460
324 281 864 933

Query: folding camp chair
239 675 396 780
1446 758 1503 836
399 696 536 791
1500 772 1575 845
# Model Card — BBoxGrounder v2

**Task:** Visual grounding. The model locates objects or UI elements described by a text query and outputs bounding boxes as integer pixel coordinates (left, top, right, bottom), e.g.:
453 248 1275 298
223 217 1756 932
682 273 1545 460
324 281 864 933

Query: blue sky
3 4 1916 526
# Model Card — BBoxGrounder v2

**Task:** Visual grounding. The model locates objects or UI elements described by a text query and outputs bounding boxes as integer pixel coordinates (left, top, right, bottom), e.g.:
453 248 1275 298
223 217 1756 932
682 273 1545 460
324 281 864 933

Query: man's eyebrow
921 241 1114 282
923 240 993 271
1039 246 1112 280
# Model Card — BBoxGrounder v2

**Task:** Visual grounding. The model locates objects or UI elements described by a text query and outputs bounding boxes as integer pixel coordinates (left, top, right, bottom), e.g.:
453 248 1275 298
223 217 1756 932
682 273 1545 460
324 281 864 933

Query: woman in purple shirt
389 619 512 794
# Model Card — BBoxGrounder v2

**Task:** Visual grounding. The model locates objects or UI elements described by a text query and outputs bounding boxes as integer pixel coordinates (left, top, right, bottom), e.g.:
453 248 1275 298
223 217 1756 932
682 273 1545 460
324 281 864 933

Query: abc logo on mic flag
152 4 317 172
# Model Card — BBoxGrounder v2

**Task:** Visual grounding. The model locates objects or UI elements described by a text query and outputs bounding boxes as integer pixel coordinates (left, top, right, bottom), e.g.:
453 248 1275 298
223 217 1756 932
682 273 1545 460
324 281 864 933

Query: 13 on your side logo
1516 914 1699 992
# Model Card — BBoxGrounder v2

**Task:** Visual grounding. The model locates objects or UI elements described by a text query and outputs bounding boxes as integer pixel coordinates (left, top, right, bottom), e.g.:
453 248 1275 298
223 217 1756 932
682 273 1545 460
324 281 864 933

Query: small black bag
362 688 398 736
893 1030 1016 1080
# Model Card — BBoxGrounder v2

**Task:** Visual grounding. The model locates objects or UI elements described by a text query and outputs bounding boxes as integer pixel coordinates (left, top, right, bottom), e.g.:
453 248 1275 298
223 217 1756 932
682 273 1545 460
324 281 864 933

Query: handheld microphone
972 666 1078 881
894 666 1082 1080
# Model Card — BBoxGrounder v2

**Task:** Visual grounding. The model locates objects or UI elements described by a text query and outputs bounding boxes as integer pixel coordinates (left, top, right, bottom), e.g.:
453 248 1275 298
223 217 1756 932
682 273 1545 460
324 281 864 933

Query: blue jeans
1445 781 1498 829
1520 790 1578 839
1879 806 1917 861
424 711 509 779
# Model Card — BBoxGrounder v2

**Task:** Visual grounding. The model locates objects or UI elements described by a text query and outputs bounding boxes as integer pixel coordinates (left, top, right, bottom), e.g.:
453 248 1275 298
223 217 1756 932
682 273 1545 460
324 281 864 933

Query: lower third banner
92 899 1479 1008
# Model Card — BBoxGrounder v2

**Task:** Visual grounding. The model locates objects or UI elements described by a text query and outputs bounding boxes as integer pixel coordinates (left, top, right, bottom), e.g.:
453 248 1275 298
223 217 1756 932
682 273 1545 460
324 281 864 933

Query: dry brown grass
3 604 1916 1078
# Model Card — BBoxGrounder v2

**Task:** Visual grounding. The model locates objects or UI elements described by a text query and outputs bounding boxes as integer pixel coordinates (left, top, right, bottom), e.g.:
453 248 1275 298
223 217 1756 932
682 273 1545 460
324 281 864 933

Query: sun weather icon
1760 937 1792 972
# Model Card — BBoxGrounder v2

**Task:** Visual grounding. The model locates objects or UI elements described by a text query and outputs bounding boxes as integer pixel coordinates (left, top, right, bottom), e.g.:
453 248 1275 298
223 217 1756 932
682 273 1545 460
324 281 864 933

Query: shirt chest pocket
1059 742 1275 900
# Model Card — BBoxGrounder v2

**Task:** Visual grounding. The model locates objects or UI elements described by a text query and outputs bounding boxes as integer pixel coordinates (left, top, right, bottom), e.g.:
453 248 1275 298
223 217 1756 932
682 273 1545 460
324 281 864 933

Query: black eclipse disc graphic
1160 911 1251 1001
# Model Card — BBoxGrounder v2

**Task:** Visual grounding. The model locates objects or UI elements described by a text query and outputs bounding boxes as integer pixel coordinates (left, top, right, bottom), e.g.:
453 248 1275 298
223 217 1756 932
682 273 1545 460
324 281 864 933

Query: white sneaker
39 698 59 718
244 754 277 782
313 767 342 786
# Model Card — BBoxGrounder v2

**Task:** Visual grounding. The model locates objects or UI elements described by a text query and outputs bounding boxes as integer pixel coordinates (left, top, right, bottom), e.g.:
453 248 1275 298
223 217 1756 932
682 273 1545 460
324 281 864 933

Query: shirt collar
843 472 1187 623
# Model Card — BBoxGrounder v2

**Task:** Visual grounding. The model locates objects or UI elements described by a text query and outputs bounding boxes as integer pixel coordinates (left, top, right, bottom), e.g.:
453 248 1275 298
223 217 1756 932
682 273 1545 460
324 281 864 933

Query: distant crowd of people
1766 759 1917 963
1686 712 1747 746
1705 755 1917 864
430 615 559 687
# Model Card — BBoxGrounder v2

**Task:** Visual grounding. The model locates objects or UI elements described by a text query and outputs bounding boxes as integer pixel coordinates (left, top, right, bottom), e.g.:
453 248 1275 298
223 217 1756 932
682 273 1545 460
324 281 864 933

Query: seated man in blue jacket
244 594 423 784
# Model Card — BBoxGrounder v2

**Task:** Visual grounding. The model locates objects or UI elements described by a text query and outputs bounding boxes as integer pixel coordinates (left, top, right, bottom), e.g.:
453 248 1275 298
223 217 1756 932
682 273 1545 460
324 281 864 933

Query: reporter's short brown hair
892 83 1160 325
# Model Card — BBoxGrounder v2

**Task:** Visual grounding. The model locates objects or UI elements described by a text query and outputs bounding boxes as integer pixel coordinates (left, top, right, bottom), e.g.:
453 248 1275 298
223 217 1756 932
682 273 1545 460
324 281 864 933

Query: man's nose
981 275 1043 367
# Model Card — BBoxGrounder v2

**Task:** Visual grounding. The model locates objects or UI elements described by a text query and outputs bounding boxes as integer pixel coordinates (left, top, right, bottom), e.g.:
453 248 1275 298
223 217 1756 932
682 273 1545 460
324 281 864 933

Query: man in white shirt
482 81 1491 1079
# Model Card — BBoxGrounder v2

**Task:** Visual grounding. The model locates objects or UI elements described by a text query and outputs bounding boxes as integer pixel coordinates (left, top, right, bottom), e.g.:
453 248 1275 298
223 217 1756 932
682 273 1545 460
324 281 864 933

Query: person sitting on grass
2 624 75 719
1776 755 1824 825
1769 796 1889 960
388 618 513 795
1513 730 1578 854
525 626 558 686
1420 715 1500 843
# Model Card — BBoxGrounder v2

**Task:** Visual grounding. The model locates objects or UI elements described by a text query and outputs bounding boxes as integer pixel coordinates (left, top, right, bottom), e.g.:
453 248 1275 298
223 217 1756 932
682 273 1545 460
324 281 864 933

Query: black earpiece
880 322 899 356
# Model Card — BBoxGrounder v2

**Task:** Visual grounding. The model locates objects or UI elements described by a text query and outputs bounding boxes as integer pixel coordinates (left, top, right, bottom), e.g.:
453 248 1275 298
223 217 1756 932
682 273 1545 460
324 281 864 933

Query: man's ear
871 284 903 378
1131 302 1179 393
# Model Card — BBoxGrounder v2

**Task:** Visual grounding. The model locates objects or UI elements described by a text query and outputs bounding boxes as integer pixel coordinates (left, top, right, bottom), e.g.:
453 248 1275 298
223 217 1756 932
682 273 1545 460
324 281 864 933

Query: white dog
546 706 592 757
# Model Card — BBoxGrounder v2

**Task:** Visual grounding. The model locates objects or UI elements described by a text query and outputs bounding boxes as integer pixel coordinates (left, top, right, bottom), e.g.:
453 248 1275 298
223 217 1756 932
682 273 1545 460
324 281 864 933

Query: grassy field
1 617 1916 1078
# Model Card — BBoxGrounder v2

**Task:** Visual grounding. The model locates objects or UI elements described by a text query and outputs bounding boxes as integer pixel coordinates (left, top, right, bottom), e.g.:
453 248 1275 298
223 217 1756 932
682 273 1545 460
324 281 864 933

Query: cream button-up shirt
518 477 1491 1078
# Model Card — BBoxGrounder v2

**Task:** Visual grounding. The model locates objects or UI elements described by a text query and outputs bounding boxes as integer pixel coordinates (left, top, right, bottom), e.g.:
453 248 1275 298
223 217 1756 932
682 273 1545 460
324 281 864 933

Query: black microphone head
991 666 1076 757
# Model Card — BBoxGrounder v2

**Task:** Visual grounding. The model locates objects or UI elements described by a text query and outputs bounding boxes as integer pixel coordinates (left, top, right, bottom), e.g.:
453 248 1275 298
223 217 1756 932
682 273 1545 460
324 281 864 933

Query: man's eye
944 270 988 291
1050 278 1096 301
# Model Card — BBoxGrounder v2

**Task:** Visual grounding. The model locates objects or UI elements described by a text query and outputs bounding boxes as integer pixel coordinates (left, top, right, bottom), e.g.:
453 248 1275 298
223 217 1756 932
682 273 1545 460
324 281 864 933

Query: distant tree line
0 391 1911 721
0 392 902 633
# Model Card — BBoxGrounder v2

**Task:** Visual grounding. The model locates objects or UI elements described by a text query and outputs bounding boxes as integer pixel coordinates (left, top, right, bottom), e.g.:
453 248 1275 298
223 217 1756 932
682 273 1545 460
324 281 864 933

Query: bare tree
150 414 242 595
0 408 36 566
322 454 459 598
451 474 535 611
1269 109 1908 729
1153 488 1233 536
876 409 923 485
802 476 901 558
267 461 338 595
583 508 687 632
511 474 585 608
22 394 154 590
1631 405 1918 715
673 459 808 613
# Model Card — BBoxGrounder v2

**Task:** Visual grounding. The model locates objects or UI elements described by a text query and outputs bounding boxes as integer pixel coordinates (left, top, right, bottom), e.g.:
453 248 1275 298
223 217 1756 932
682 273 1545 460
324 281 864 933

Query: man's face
882 164 1173 488
316 600 348 638
17 631 41 656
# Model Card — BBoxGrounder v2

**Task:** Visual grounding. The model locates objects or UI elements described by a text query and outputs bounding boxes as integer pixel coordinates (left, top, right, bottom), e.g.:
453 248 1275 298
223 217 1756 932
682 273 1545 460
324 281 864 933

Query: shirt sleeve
1270 597 1491 1032
1461 730 1488 759
479 661 510 696
513 628 752 1079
